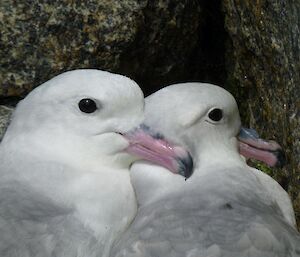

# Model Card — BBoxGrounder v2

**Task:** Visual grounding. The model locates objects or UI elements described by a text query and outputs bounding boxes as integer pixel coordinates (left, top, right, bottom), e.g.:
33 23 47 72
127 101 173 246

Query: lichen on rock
223 0 300 229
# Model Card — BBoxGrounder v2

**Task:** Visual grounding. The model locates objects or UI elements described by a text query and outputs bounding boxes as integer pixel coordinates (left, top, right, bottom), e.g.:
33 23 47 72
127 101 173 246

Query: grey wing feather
0 181 100 257
0 149 104 257
111 195 300 257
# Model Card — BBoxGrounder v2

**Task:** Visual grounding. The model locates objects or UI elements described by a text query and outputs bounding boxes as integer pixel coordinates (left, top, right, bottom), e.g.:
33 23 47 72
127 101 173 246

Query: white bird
111 83 300 257
0 70 192 257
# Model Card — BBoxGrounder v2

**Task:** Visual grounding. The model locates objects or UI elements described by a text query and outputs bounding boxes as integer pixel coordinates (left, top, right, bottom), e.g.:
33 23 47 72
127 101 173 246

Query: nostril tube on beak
238 127 286 168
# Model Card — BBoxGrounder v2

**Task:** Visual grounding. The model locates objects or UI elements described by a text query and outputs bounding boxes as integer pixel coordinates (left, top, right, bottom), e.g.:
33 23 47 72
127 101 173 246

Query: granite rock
0 105 13 141
0 0 145 96
223 0 300 228
0 0 204 97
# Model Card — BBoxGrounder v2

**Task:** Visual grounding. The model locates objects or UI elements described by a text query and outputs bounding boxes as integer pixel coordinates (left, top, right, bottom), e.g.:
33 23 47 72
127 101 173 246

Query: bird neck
194 136 246 172
69 167 137 246
1 139 137 255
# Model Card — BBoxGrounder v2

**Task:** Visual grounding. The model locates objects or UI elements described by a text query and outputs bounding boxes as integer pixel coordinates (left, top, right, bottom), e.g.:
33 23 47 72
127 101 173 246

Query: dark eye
78 98 98 113
208 108 223 121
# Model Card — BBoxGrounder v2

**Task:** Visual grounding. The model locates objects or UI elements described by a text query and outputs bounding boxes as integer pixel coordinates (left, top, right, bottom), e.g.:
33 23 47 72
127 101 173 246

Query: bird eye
208 108 223 122
78 98 98 113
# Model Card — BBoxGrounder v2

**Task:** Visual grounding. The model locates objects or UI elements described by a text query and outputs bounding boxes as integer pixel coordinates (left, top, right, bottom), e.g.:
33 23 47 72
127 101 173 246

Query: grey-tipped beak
177 152 193 179
123 124 194 179
271 149 286 168
238 127 286 167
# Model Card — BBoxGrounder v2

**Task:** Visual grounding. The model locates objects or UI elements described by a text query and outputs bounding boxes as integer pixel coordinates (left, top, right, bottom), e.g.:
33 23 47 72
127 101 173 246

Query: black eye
78 98 98 113
208 108 223 121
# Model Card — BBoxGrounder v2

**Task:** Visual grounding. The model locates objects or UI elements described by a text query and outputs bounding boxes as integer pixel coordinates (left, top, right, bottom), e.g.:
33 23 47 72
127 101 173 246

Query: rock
0 0 204 97
0 0 143 96
118 0 203 95
223 0 300 229
0 106 13 141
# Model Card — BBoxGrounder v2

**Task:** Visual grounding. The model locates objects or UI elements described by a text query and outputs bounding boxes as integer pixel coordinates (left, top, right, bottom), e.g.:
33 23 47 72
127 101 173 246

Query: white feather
111 83 300 257
0 69 144 257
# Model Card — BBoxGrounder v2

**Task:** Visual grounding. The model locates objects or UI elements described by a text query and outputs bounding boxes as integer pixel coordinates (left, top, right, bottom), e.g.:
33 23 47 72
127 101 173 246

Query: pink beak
238 127 286 167
123 125 193 179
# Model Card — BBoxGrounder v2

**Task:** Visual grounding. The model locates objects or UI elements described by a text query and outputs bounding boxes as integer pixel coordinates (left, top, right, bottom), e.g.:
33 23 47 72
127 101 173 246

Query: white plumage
0 70 192 257
111 83 300 257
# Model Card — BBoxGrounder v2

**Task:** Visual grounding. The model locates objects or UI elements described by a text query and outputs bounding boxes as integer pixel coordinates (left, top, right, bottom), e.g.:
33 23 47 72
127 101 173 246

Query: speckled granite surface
0 0 203 97
223 0 300 228
0 106 13 141
0 0 145 96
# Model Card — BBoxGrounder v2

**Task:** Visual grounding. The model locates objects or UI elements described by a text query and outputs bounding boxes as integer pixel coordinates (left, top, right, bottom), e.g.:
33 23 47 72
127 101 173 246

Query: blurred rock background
0 0 299 228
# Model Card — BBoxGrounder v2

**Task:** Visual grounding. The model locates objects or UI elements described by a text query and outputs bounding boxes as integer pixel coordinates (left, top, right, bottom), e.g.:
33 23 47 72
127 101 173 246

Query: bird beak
123 124 193 179
238 127 286 167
